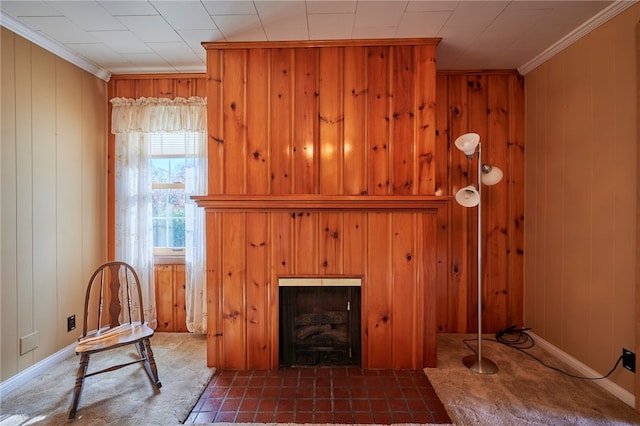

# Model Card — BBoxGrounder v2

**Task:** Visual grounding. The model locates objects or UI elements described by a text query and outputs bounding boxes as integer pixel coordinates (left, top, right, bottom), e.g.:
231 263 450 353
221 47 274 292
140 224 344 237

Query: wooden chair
69 261 162 419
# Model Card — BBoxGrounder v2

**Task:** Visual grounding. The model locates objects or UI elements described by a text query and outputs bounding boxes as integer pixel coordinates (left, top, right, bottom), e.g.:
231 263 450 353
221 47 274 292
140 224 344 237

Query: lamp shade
455 185 480 207
481 165 503 186
454 133 480 156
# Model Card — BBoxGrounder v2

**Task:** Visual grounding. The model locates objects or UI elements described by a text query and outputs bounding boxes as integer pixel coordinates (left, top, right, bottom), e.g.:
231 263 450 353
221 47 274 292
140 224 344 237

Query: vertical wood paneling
293 212 318 273
246 213 270 368
156 78 174 97
417 46 438 195
434 75 450 332
271 49 293 194
207 52 224 195
465 74 486 331
391 46 414 195
270 211 293 364
293 48 317 194
221 212 246 368
391 213 416 368
508 74 525 329
56 60 85 346
448 75 471 332
2 28 107 381
439 71 524 334
206 211 223 366
174 264 187 332
343 47 367 195
223 50 247 194
424 211 441 366
318 47 343 194
137 79 154 97
155 265 174 331
368 47 390 194
319 212 342 274
200 41 523 370
366 213 392 367
246 49 270 194
484 76 509 332
343 212 366 274
31 44 59 360
15 36 35 370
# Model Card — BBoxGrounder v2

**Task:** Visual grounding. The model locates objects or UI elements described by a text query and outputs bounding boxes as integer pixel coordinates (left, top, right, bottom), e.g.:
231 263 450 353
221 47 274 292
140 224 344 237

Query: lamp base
463 354 498 374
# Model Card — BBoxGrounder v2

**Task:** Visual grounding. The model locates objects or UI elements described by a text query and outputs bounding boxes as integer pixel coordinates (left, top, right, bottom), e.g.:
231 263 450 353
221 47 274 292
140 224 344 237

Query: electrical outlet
67 315 76 332
622 348 635 373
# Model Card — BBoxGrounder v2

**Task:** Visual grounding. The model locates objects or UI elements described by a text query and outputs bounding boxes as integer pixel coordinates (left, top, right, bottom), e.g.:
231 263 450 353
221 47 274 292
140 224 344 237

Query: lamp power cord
463 326 623 380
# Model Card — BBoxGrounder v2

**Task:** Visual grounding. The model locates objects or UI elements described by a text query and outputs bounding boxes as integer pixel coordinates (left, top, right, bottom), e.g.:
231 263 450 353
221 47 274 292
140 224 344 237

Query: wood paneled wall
436 72 525 335
105 53 526 371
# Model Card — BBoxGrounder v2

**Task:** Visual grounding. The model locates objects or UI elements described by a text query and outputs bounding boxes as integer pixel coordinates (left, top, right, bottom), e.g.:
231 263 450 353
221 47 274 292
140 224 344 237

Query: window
150 132 200 256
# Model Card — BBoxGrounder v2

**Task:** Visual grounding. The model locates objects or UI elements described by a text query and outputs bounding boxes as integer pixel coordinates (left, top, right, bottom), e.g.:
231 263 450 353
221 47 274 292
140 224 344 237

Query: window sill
154 254 185 265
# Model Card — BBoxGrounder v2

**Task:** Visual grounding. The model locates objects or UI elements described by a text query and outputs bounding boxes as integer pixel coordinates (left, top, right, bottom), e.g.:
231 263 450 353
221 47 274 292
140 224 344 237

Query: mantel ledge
192 194 451 211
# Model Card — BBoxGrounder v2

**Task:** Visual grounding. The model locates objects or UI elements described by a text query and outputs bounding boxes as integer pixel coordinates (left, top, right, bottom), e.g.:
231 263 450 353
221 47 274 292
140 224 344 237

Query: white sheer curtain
111 96 207 332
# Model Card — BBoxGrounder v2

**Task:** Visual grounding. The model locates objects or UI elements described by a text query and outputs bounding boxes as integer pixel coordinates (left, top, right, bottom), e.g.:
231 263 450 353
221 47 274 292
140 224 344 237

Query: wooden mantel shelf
193 194 451 212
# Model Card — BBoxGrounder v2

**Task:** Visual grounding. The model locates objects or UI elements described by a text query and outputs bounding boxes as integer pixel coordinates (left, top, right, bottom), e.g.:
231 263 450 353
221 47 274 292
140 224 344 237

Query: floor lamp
454 132 503 375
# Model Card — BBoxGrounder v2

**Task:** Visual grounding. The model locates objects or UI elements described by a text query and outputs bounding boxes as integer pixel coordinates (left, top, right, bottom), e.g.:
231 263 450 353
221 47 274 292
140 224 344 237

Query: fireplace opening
279 279 361 367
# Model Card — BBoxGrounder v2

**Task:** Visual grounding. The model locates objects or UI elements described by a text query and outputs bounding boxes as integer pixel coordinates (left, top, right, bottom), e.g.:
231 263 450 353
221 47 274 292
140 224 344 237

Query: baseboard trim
529 332 635 408
0 343 76 397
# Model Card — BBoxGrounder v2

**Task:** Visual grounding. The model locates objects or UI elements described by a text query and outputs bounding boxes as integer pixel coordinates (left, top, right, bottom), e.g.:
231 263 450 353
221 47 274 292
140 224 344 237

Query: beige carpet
0 332 214 425
426 334 640 426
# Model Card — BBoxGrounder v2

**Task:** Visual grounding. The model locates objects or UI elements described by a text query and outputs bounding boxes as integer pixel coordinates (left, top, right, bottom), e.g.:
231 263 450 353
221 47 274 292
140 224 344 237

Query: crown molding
0 12 111 82
518 0 639 75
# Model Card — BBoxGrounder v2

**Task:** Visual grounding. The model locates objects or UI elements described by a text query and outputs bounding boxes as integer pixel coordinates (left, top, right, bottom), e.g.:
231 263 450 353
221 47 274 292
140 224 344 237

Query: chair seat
75 322 154 354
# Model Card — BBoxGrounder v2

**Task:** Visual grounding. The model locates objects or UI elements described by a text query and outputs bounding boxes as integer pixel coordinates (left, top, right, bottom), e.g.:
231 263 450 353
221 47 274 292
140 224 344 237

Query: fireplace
279 278 361 367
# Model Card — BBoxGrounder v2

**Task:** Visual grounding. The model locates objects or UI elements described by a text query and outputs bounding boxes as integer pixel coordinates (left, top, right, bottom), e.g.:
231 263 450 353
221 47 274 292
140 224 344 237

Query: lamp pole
462 142 498 374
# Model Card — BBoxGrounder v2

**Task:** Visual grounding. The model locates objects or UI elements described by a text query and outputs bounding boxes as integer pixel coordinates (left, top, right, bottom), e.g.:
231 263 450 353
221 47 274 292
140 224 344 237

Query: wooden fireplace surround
195 194 449 369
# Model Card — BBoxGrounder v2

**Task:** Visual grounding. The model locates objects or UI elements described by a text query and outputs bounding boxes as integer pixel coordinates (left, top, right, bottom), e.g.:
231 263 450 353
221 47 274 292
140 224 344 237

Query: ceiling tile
306 1 357 14
202 0 257 15
20 16 99 44
98 1 158 16
149 1 216 31
66 42 127 63
354 1 407 28
47 1 126 31
90 30 152 54
394 11 450 38
177 29 224 52
211 14 266 41
352 25 397 39
405 1 457 13
115 15 183 42
1 1 61 17
308 13 354 40
255 1 308 40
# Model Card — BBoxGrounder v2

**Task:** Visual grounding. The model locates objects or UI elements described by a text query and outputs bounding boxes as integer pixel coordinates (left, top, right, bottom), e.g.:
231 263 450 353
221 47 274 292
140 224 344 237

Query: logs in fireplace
279 284 361 367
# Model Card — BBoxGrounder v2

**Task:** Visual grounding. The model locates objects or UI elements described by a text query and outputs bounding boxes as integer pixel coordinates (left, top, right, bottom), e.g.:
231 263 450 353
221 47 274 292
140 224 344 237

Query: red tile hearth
185 367 451 424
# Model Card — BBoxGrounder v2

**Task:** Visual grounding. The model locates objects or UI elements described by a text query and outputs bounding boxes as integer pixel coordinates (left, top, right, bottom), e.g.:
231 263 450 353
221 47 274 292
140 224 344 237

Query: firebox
279 278 361 367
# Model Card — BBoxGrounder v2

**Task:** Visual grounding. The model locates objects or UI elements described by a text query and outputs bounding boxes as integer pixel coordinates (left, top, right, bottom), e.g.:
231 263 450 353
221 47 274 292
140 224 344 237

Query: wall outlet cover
20 331 39 355
67 315 76 332
623 348 636 373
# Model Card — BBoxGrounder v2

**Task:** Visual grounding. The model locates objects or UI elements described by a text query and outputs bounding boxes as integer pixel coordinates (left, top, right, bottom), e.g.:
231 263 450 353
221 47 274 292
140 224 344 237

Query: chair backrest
81 261 146 337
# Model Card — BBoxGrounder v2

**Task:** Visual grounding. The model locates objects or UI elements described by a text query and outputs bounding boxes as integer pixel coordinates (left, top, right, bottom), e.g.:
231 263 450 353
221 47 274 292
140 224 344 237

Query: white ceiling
1 1 636 81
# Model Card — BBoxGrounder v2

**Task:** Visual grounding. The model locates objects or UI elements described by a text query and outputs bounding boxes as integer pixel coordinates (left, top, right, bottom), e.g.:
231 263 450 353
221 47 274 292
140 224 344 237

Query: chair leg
69 353 89 419
139 339 162 389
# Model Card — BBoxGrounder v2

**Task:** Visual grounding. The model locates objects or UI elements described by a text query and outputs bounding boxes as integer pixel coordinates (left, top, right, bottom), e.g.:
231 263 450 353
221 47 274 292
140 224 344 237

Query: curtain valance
110 96 207 133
